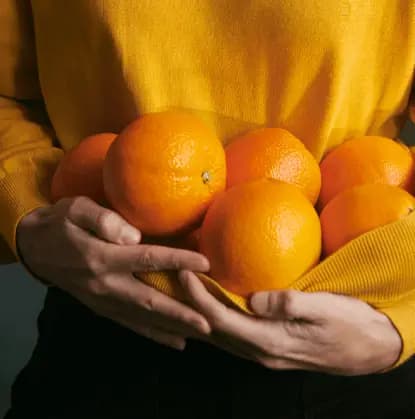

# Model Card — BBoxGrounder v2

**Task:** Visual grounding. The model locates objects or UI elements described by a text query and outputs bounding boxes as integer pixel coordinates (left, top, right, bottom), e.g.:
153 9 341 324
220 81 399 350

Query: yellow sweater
1 1 415 367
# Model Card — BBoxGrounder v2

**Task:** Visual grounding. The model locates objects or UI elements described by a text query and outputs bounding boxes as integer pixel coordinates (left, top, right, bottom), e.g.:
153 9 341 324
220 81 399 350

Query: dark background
0 121 414 416
0 264 45 415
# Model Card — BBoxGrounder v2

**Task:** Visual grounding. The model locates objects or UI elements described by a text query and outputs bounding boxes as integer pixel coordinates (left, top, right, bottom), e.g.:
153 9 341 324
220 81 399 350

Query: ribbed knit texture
1 1 415 367
138 212 415 367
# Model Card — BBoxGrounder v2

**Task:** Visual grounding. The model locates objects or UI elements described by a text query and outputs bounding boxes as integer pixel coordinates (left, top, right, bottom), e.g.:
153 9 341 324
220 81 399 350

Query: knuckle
168 253 183 270
96 210 117 235
66 196 90 216
266 291 281 310
138 248 159 271
87 275 114 297
140 295 159 312
282 290 298 317
85 251 106 276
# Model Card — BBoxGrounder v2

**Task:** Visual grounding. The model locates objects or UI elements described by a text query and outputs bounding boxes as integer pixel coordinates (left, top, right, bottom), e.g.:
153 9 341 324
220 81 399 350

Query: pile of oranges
51 111 415 297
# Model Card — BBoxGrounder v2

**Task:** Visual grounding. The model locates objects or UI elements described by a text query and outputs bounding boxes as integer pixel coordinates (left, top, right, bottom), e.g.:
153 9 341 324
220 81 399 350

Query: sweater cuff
379 299 415 369
0 170 50 259
0 149 61 259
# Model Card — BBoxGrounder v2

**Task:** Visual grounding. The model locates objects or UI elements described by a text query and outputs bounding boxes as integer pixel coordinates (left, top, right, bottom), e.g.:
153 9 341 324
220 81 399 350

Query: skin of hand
178 270 402 375
16 196 212 350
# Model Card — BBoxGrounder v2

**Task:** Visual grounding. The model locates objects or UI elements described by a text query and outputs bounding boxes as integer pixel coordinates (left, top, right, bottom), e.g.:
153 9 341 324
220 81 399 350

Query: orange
103 111 226 236
320 184 415 256
319 136 415 209
225 128 321 204
199 179 321 297
50 133 117 204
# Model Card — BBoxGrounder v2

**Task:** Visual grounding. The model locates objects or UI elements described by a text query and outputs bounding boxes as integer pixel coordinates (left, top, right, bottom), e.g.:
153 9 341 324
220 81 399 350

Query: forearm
379 295 415 368
0 1 63 260
0 96 63 256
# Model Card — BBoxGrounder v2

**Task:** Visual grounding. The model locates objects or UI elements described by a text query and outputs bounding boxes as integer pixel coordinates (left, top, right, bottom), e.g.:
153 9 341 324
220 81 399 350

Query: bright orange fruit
320 184 415 256
319 136 415 209
225 128 321 204
103 111 226 236
199 179 322 297
50 133 117 204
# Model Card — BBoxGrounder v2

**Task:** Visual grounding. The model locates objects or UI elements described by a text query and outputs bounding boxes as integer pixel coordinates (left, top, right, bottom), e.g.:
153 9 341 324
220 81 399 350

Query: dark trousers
5 288 415 419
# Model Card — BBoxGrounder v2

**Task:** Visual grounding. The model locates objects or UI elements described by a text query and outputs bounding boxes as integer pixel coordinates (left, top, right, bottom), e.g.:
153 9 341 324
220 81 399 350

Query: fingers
197 332 323 372
116 317 186 350
62 196 141 244
197 334 252 361
106 244 210 273
178 270 272 344
250 290 334 322
135 280 212 335
106 275 211 335
254 355 323 372
58 197 210 274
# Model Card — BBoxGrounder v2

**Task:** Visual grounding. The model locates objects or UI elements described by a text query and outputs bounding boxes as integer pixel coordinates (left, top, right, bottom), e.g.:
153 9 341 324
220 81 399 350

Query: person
1 1 415 418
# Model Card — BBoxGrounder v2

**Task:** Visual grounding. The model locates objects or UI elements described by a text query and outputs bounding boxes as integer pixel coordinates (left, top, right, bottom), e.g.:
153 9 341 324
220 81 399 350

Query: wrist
373 313 402 373
16 212 52 287
16 242 52 287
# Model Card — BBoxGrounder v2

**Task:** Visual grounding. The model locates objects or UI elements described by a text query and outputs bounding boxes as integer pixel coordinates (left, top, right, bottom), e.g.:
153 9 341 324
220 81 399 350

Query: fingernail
120 226 141 244
250 292 270 316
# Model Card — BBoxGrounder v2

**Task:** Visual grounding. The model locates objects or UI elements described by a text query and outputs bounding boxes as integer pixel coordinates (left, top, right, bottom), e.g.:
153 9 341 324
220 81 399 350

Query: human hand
16 196 211 350
178 270 402 375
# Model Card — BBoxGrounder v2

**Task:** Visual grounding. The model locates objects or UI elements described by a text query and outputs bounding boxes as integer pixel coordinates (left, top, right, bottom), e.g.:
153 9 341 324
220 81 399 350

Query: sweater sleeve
0 1 63 263
283 85 415 368
138 209 415 369
138 85 415 368
385 79 415 366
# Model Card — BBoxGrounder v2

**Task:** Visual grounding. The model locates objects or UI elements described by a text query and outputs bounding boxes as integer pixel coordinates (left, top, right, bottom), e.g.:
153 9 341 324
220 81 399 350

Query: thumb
63 196 141 245
250 289 327 321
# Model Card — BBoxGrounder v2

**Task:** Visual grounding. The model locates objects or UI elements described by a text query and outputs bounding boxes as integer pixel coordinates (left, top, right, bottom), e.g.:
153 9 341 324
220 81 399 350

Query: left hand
178 270 402 376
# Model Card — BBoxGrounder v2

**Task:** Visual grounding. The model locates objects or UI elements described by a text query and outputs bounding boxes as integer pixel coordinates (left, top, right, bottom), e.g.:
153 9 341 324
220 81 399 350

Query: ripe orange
319 136 415 209
320 184 415 256
225 128 321 204
50 133 117 204
199 179 321 297
103 111 226 236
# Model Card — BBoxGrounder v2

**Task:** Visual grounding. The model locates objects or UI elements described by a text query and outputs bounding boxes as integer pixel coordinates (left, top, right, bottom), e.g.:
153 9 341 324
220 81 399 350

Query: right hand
16 196 212 350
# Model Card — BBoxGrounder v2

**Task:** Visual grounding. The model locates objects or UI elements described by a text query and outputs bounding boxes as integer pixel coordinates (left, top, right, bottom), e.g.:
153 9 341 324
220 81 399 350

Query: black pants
5 288 415 419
